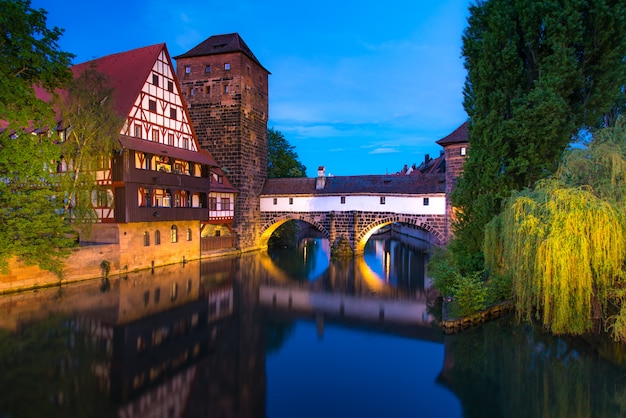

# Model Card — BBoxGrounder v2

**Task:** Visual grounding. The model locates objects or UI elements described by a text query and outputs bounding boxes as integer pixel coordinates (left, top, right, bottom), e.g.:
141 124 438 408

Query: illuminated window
171 225 178 243
461 147 467 156
186 228 192 241
143 231 150 246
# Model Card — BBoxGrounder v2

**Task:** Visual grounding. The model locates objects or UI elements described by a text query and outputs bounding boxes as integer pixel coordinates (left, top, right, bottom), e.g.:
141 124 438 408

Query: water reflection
0 238 625 418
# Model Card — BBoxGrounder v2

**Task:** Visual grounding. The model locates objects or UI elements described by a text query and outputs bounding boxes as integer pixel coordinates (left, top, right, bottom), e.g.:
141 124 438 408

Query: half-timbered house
61 44 237 266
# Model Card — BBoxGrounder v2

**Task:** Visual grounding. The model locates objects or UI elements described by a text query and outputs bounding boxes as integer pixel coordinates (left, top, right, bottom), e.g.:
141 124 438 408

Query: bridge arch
259 213 331 249
354 215 444 254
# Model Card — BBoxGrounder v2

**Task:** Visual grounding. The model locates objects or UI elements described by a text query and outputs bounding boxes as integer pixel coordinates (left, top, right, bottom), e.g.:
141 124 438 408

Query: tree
267 128 306 178
451 0 626 272
484 124 626 339
57 67 123 225
0 0 76 275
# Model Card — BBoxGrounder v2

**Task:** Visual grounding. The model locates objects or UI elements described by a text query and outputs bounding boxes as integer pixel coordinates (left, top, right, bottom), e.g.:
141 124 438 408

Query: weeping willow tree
485 125 626 339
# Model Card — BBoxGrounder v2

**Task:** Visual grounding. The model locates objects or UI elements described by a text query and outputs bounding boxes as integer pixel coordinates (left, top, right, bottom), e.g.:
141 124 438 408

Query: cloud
369 148 400 154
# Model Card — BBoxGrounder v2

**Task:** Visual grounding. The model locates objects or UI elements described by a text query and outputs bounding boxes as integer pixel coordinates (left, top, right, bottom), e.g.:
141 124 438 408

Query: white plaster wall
260 194 446 215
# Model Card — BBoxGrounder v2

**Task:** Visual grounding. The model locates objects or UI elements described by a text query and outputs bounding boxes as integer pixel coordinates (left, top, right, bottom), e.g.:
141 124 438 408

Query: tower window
224 85 229 94
380 197 386 205
205 86 210 95
273 198 277 205
423 197 430 206
224 63 231 70
184 66 191 74
205 65 210 73
461 147 467 156
341 196 346 204
289 197 293 205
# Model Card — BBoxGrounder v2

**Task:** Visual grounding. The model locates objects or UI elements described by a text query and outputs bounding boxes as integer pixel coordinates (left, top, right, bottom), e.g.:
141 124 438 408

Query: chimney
316 166 326 190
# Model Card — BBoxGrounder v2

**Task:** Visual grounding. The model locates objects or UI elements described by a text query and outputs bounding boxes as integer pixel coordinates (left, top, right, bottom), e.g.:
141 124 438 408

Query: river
0 235 625 417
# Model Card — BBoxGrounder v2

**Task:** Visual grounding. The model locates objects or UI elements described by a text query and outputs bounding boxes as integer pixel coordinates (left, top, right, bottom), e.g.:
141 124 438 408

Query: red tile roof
261 174 445 196
436 121 468 146
71 44 166 119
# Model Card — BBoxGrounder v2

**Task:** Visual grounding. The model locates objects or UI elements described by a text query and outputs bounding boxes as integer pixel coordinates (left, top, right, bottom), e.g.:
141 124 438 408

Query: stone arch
354 215 445 254
259 213 330 249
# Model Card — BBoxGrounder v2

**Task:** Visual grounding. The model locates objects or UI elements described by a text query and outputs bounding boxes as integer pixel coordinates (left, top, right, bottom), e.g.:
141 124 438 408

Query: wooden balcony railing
201 235 236 254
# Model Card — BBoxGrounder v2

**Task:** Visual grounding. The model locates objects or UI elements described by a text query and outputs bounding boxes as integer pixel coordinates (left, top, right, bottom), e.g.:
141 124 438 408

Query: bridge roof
261 174 445 196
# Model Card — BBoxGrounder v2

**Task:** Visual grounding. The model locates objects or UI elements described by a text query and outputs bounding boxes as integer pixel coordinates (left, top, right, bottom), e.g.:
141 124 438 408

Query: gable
121 48 199 153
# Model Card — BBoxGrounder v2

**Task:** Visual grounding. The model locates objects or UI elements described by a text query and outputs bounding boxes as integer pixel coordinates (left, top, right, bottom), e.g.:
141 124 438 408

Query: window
154 287 161 303
205 86 210 95
143 231 150 246
273 198 277 205
167 133 174 146
186 228 192 241
184 66 191 74
189 87 194 96
220 198 230 211
380 196 386 205
155 230 161 245
148 100 156 112
134 124 142 138
167 81 173 92
171 225 178 243
224 85 229 94
152 74 159 86
152 129 159 142
170 108 177 120
423 197 430 206
205 65 210 73
341 196 346 204
209 197 217 211
171 283 178 301
143 291 150 306
461 147 467 156
182 137 189 149
289 197 293 205
224 63 230 70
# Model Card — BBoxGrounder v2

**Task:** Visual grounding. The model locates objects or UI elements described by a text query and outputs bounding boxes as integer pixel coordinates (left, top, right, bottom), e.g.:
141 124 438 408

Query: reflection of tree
265 319 296 354
439 318 626 418
0 315 115 417
268 238 326 281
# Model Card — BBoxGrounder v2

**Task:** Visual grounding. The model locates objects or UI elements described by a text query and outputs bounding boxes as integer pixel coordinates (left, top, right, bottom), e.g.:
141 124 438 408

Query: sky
32 0 471 177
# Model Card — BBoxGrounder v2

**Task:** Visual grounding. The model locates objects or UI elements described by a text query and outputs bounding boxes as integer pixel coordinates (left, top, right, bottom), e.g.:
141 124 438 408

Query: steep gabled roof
261 174 445 196
436 121 468 146
71 44 166 119
174 33 269 73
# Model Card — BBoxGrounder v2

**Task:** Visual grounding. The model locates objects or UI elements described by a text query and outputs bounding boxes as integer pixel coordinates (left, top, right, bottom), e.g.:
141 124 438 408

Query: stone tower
174 34 270 251
436 121 469 243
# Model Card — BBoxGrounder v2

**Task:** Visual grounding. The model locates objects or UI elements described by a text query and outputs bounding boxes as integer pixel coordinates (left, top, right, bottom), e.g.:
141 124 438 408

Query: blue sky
33 0 471 176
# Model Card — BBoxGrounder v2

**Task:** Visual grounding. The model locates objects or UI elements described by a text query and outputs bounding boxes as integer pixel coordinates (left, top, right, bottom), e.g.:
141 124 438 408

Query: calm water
1 235 625 418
